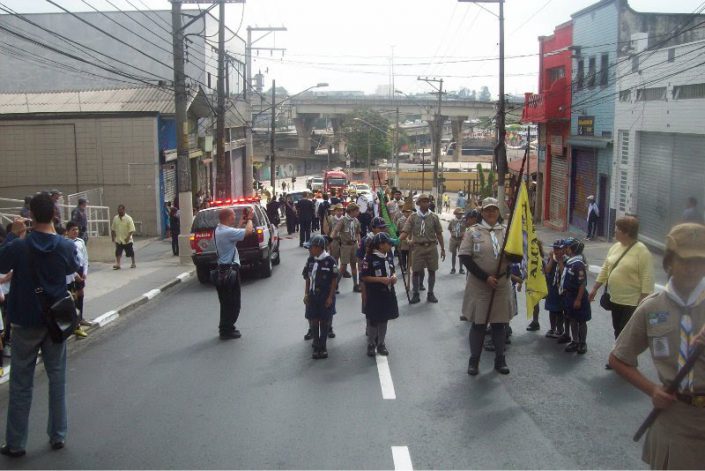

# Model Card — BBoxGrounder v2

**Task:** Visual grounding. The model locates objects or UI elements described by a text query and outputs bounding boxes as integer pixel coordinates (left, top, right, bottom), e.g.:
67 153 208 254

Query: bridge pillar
294 115 316 151
330 117 346 158
451 117 465 162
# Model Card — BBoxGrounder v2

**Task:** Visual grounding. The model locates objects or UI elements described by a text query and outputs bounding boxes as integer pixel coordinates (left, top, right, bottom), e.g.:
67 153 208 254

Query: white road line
0 366 10 385
176 272 191 282
375 355 396 400
93 310 119 327
391 446 413 471
143 289 161 300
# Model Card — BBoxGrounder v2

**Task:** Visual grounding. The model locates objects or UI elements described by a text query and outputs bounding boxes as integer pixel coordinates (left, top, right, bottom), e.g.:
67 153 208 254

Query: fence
0 197 111 237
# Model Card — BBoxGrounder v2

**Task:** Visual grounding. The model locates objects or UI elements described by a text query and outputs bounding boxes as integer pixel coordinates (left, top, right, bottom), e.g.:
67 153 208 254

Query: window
548 66 565 85
672 83 705 100
600 54 609 86
631 55 639 73
619 89 631 102
617 130 630 212
668 48 676 63
207 72 212 89
588 57 596 88
576 59 585 90
636 87 667 101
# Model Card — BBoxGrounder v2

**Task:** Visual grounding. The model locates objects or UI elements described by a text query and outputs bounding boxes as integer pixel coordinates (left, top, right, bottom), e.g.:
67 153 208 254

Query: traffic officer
331 203 362 292
458 197 513 375
400 193 445 304
610 223 705 470
448 207 467 275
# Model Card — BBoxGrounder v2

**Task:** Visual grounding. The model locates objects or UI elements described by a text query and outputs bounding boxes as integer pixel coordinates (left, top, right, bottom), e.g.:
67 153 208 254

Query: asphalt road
0 231 659 469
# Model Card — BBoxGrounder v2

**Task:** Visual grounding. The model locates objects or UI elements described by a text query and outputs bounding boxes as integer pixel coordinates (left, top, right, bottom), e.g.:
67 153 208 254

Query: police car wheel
196 264 210 284
259 248 273 278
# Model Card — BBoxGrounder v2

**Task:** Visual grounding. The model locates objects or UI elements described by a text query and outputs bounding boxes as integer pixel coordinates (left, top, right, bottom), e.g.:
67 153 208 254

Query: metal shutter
672 135 705 224
162 164 177 204
636 133 673 244
549 154 568 227
569 148 597 232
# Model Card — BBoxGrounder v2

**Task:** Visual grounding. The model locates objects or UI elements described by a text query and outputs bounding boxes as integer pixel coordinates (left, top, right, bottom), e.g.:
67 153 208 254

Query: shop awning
567 136 612 149
508 155 538 175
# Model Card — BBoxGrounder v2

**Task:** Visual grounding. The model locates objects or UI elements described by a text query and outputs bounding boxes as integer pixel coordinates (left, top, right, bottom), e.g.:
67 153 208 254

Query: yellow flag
505 182 548 318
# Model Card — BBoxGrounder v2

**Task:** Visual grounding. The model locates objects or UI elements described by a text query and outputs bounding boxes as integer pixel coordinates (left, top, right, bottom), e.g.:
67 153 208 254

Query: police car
190 197 281 283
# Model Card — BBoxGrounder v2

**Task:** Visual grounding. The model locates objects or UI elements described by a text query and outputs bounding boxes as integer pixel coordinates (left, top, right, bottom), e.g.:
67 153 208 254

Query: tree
476 163 495 198
342 110 392 168
478 86 491 102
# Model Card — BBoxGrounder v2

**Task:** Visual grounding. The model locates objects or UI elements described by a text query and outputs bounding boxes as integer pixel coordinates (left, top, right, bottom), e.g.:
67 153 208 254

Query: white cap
587 195 595 200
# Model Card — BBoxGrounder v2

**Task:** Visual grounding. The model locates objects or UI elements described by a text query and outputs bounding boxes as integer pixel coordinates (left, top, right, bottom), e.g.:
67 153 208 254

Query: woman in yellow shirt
589 217 655 365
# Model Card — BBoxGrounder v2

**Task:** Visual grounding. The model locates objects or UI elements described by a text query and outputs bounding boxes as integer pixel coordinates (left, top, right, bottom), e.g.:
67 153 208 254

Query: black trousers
587 215 599 238
312 217 320 232
611 303 637 339
216 273 241 334
299 219 312 245
171 231 179 255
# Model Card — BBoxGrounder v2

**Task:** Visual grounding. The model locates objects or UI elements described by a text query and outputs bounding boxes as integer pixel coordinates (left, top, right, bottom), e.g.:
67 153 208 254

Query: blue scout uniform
544 255 565 313
361 251 399 323
302 254 338 320
561 255 591 322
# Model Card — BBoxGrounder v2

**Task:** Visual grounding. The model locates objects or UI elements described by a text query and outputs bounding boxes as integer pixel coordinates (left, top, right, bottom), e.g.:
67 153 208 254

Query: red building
522 21 572 230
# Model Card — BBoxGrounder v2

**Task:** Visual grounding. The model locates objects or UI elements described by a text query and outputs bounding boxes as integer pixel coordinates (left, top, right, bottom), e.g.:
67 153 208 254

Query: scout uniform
324 204 343 261
401 199 443 274
560 239 591 354
335 206 361 266
544 240 567 338
612 224 705 470
448 207 467 274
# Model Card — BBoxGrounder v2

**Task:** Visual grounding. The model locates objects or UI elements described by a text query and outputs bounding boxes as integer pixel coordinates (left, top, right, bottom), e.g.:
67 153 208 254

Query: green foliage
478 86 492 102
476 163 495 198
342 110 392 167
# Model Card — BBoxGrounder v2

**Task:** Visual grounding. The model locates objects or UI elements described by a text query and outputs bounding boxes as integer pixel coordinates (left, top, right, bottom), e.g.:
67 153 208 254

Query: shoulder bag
600 243 636 311
28 245 78 343
209 229 238 289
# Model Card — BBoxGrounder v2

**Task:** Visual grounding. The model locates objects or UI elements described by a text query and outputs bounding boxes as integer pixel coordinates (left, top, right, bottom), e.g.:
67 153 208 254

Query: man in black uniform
296 191 315 247
266 195 281 227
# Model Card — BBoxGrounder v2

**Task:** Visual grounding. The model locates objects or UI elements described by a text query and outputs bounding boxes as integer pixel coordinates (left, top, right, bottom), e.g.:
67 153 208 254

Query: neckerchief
373 249 393 291
480 220 502 259
310 251 330 294
452 218 463 238
416 209 430 236
664 277 705 392
344 215 356 239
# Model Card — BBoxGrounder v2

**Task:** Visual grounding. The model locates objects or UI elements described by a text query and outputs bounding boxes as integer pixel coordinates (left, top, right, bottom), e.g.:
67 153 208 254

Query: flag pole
481 134 530 326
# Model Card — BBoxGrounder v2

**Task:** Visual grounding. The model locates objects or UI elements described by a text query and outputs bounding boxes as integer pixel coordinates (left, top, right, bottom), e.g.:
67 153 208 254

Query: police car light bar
210 197 260 207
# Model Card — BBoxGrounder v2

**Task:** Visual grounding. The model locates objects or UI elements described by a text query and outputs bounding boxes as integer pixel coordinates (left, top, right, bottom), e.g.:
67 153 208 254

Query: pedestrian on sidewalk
331 203 362 293
448 207 467 275
561 238 591 355
302 235 338 359
70 198 88 243
609 223 705 470
0 193 80 457
543 240 567 339
169 202 181 256
682 196 705 224
458 197 512 375
362 232 399 357
296 191 315 247
586 195 600 240
65 222 89 338
111 204 136 270
589 216 654 369
214 207 253 340
285 196 297 236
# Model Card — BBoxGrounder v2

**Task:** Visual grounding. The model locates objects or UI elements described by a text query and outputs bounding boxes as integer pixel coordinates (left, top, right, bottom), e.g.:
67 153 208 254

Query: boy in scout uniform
610 223 705 470
331 203 362 293
400 194 445 304
323 204 343 265
448 207 467 275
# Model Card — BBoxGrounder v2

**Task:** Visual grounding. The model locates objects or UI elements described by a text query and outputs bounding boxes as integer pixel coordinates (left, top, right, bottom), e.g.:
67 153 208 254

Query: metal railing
0 197 111 237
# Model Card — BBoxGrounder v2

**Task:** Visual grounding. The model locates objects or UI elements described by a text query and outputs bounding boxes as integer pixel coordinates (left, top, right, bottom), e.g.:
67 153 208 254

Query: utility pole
418 76 444 200
367 131 371 181
270 79 276 189
215 0 228 198
171 0 193 264
458 0 506 213
394 106 400 187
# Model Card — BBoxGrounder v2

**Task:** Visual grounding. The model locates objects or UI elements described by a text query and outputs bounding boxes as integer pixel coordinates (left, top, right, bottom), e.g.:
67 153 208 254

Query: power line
509 0 555 36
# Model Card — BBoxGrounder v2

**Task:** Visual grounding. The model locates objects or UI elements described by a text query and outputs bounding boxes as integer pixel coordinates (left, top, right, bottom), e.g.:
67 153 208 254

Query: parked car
310 177 324 192
190 197 281 283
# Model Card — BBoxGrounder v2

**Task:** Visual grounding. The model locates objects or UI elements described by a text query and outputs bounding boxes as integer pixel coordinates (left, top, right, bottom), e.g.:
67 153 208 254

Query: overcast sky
4 0 703 97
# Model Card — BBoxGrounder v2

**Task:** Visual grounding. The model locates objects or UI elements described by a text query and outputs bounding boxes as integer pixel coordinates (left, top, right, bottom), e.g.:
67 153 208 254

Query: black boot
427 292 438 303
494 355 510 374
410 292 421 304
304 329 313 341
467 357 480 376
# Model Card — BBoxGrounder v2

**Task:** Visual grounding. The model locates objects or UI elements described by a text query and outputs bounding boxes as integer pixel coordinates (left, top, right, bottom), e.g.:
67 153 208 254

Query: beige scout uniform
402 211 442 272
612 290 705 470
396 214 410 251
335 216 360 265
325 214 342 260
458 223 514 324
448 219 467 254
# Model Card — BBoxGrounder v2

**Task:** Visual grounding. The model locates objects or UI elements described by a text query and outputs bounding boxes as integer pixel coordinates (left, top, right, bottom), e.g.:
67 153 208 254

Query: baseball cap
481 197 499 210
346 203 359 212
309 235 327 248
372 232 392 247
371 217 387 229
552 239 565 248
666 223 705 259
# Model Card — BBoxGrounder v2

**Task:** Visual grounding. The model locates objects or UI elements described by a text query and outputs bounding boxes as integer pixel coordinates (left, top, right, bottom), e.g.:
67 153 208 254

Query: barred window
672 83 705 100
619 90 631 102
636 87 666 101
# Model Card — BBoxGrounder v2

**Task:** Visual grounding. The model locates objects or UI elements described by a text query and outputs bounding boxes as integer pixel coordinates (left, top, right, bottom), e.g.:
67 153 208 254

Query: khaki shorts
449 237 462 253
339 242 357 265
329 239 341 260
411 243 438 272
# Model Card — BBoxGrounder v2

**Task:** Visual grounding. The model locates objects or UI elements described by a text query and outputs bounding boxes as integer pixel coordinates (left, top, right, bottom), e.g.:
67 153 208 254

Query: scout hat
372 232 392 247
481 197 499 210
417 193 430 202
666 223 705 259
333 203 344 211
453 207 464 215
465 209 480 220
346 203 359 213
552 239 565 248
402 207 413 214
371 217 387 229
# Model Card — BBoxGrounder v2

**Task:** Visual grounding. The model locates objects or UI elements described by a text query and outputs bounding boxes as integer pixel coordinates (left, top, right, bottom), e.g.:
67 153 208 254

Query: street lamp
268 82 328 189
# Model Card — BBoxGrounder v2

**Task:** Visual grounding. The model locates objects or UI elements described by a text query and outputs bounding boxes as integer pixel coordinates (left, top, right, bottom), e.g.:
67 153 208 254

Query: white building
613 34 705 248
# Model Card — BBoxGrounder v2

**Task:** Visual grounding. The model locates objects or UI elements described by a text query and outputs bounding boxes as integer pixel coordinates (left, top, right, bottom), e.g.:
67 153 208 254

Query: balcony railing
521 77 570 123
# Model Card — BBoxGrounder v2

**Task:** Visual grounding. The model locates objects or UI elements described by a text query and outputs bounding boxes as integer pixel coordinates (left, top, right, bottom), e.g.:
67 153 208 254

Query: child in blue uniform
560 238 591 354
544 239 566 339
361 233 399 357
302 235 338 359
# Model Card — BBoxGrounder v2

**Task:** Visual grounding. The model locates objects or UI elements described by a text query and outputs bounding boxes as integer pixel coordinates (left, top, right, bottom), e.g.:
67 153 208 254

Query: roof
0 86 212 117
508 155 538 175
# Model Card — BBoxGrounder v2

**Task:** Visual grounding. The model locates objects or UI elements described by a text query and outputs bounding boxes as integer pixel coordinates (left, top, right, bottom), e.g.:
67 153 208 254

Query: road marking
0 366 10 385
391 446 413 470
176 272 191 282
375 355 396 400
143 289 161 300
93 310 119 327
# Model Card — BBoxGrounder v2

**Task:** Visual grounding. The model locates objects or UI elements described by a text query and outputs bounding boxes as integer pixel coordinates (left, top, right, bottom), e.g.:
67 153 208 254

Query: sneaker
494 355 510 375
79 319 92 327
459 268 465 275
426 292 438 303
419 284 426 291
50 440 65 450
605 362 613 370
319 349 328 359
526 321 540 332
312 349 321 360
450 268 456 275
342 270 352 279
557 334 572 344
577 343 588 355
130 263 136 269
304 329 313 341
564 342 579 353
74 328 88 338
545 329 557 338
377 344 389 356
353 284 362 293
467 357 480 376
410 293 421 304
459 315 468 322
328 328 336 339
0 445 26 458
367 344 376 357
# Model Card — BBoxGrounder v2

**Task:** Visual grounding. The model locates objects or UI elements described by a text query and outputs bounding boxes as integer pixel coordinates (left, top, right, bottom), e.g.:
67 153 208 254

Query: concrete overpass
288 96 502 155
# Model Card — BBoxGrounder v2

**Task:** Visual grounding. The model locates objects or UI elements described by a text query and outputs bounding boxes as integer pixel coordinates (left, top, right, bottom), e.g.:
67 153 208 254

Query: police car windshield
191 206 255 231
